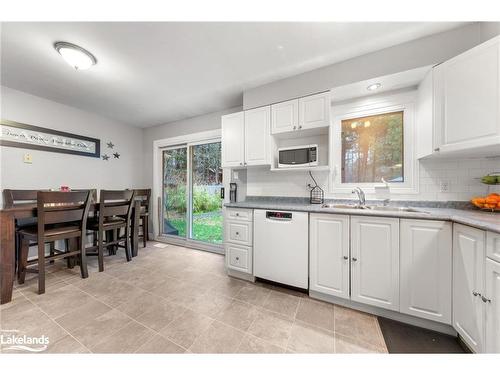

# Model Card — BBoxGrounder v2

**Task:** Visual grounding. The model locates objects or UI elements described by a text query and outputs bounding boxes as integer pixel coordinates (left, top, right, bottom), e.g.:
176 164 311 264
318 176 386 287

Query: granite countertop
224 197 500 233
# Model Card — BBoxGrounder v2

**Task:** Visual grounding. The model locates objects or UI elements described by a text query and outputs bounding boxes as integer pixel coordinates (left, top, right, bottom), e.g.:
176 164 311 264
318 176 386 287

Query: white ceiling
1 22 468 128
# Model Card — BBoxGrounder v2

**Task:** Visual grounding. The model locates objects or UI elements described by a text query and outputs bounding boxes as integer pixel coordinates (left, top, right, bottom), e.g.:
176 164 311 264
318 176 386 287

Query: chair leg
113 229 118 254
79 236 88 279
106 230 113 256
142 219 147 248
97 230 104 272
125 227 132 262
65 239 74 269
49 242 55 264
145 219 149 242
38 241 45 294
17 237 29 284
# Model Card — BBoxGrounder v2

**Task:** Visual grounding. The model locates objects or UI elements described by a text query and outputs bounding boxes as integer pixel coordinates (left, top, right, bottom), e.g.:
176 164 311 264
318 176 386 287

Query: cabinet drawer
226 244 252 274
226 220 253 246
225 208 253 222
487 231 500 263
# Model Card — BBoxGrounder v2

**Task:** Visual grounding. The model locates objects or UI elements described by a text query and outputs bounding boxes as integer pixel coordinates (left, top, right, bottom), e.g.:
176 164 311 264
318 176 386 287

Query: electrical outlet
439 180 450 193
23 153 33 164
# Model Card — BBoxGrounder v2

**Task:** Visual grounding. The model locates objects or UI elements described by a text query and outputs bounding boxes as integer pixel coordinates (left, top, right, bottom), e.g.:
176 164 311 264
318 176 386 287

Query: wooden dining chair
134 189 151 247
17 190 92 294
87 190 135 271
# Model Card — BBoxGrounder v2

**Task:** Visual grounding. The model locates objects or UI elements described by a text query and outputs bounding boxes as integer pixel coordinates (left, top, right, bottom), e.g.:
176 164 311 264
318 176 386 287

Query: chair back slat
134 189 151 211
98 189 135 222
37 191 92 239
102 204 129 216
101 190 134 201
3 189 47 208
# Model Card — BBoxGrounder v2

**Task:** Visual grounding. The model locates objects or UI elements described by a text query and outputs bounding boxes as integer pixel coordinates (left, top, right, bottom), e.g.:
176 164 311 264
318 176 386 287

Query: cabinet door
487 231 500 263
299 92 330 130
453 224 485 353
309 214 350 299
244 106 270 166
434 37 500 153
226 243 252 274
400 220 452 323
485 258 500 353
271 99 298 134
350 216 400 311
221 111 245 167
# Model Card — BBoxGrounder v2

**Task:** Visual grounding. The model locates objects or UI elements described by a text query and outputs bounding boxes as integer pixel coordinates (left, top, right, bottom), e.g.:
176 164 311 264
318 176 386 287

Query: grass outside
167 211 223 243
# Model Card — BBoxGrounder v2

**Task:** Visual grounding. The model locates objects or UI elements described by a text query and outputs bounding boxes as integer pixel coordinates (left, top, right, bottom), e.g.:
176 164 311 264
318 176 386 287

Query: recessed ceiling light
366 83 382 91
54 42 97 70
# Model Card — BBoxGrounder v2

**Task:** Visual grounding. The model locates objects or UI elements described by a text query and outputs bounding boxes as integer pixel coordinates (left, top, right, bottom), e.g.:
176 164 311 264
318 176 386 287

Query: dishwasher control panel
266 211 292 220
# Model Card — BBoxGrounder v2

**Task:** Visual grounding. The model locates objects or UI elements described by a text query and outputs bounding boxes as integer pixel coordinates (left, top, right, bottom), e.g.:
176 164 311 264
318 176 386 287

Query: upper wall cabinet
222 111 245 167
418 36 500 158
271 99 299 134
271 92 330 135
222 107 271 168
299 92 331 130
244 106 270 166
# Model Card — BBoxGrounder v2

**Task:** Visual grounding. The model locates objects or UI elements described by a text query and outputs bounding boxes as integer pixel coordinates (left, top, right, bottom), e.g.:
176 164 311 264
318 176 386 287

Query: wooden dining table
0 200 141 304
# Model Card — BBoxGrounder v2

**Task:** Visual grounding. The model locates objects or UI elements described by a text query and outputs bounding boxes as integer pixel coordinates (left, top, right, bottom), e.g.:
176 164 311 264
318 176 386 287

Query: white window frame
330 90 419 195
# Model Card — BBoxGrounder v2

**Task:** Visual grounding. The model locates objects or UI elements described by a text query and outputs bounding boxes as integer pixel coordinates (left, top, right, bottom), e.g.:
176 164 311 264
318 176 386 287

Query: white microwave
278 144 318 168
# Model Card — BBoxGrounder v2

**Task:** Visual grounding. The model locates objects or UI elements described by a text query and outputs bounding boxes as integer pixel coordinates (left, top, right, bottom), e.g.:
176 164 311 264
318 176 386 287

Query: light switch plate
23 153 33 164
439 180 450 193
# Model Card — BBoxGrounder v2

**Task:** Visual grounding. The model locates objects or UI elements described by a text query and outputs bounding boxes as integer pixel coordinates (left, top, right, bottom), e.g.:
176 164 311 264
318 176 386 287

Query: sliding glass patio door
161 140 223 249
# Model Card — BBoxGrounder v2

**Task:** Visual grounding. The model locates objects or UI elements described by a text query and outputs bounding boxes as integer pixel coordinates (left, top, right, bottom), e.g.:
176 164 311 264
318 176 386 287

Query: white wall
0 86 144 206
243 23 482 109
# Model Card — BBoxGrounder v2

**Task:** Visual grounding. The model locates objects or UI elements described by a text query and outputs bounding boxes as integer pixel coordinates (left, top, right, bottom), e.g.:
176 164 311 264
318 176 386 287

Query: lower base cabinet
309 214 350 299
225 243 252 274
400 219 452 324
453 224 485 353
486 258 500 353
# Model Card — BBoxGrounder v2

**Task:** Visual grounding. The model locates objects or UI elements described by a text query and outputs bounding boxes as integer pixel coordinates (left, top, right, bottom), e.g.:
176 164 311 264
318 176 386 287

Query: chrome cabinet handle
473 291 481 297
482 296 491 303
434 148 440 152
239 162 243 165
298 125 302 129
352 257 358 262
235 232 239 235
235 257 239 261
235 213 239 216
343 256 349 260
293 126 297 130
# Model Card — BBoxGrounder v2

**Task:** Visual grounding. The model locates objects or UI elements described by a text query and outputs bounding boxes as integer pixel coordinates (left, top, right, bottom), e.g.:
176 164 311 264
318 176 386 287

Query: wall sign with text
0 119 100 158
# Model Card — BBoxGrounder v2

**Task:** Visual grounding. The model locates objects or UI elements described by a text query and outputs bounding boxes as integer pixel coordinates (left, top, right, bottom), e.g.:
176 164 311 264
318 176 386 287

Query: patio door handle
220 187 225 199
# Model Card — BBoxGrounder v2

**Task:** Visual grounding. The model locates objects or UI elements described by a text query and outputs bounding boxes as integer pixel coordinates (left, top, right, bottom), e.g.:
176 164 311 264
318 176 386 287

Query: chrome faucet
352 187 366 207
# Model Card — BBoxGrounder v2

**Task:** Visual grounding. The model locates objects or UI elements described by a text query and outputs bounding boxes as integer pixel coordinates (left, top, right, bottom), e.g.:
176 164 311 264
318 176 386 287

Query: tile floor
0 242 388 354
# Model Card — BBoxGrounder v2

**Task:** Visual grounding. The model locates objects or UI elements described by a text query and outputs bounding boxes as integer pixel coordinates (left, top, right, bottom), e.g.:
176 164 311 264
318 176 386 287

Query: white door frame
152 129 223 253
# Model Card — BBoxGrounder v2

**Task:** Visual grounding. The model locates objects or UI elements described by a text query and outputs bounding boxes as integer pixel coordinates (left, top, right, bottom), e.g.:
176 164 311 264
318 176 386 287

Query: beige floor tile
234 284 271 307
55 298 111 332
209 276 247 298
135 334 185 353
335 333 387 353
159 309 214 348
215 300 259 331
70 309 133 348
166 281 210 306
247 309 293 348
262 290 300 318
334 305 385 348
150 278 188 299
44 335 90 353
115 291 166 318
189 321 245 353
91 321 155 353
76 275 144 308
135 300 186 331
287 321 335 353
184 290 233 318
236 334 285 353
295 298 334 331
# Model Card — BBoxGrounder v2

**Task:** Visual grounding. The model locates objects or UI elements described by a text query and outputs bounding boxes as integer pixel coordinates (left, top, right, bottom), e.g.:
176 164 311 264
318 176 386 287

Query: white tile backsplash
246 157 500 201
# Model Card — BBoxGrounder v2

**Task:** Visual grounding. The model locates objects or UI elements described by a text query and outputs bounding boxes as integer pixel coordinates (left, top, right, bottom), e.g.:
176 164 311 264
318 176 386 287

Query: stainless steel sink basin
321 203 366 209
366 206 429 213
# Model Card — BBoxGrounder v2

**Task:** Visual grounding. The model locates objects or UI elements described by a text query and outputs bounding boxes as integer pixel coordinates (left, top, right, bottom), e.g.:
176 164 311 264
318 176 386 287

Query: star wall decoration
113 152 120 159
102 154 110 161
106 141 115 149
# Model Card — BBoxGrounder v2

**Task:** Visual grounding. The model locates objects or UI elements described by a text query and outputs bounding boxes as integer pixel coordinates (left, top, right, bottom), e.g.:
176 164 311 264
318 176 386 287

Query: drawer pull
481 296 491 303
235 213 239 216
343 256 349 260
235 257 239 261
473 291 481 297
352 257 358 262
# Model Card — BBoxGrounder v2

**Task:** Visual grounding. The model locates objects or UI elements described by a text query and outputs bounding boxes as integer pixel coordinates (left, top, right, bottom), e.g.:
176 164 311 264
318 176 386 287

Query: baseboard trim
309 290 457 336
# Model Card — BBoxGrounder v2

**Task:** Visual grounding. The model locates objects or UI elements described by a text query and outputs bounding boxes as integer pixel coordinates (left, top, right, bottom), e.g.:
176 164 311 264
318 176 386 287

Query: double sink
320 203 429 214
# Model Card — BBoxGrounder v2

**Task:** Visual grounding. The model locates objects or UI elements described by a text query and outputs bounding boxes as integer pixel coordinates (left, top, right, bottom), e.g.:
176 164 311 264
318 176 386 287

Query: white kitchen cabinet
271 99 299 134
225 220 253 247
487 231 500 264
309 214 350 299
224 208 254 276
433 36 500 155
350 216 400 311
400 220 452 324
485 258 500 353
221 111 245 167
453 224 485 353
244 106 270 166
226 243 252 274
299 92 330 130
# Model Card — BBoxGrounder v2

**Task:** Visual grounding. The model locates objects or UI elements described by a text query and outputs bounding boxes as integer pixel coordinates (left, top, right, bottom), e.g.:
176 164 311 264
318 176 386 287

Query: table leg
132 201 140 257
1 211 15 304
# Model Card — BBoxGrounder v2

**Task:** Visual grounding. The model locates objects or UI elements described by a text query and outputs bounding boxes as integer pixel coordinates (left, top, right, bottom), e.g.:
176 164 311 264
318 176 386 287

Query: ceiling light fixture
54 41 97 70
366 83 382 91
